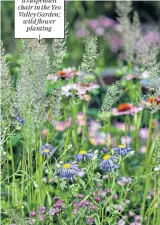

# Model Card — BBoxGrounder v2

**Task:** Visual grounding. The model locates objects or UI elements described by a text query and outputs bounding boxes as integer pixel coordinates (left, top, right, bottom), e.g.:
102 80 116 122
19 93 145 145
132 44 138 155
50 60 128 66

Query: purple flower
77 194 83 199
94 196 100 202
113 145 134 156
98 16 116 28
29 211 36 217
57 161 85 180
117 219 125 225
88 19 99 29
38 205 46 215
95 27 105 36
101 147 108 154
87 217 95 225
73 200 97 214
139 128 149 140
48 199 65 216
15 116 25 125
117 177 133 186
129 211 135 217
76 29 86 37
39 143 55 157
100 155 118 173
75 149 96 162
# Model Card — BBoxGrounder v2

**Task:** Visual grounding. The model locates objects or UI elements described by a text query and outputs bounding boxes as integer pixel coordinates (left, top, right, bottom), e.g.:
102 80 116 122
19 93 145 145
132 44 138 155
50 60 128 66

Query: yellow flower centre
103 155 111 160
44 148 49 153
63 163 71 169
119 144 125 148
79 150 86 155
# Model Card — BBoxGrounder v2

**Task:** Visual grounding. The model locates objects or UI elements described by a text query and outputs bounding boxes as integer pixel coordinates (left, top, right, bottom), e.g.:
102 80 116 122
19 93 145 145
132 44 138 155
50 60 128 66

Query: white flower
56 164 61 168
33 181 39 188
94 149 99 154
154 165 160 172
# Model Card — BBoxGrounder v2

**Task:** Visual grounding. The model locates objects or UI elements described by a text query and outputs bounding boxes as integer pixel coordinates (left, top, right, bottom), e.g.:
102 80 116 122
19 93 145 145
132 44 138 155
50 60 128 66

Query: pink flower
76 29 86 37
95 27 105 36
88 19 99 29
51 118 71 131
77 112 86 126
98 16 116 28
129 211 135 217
41 129 48 139
112 104 143 116
117 219 125 225
139 128 149 140
139 146 147 154
121 136 132 145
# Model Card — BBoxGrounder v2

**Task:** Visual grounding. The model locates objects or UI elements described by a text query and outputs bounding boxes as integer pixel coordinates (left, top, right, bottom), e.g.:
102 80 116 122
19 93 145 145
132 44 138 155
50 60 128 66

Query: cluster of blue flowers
39 143 134 180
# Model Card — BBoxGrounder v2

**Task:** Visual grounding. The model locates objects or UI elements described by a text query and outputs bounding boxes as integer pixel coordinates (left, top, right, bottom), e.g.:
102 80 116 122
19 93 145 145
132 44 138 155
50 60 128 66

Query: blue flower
101 147 108 154
16 116 25 125
75 149 96 162
57 161 85 180
40 143 55 157
100 154 118 172
113 144 134 156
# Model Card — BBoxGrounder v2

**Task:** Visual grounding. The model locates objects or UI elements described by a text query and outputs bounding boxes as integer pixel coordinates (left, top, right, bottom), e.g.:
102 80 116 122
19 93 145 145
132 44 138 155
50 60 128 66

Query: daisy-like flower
61 84 78 97
100 154 118 172
56 68 77 79
113 144 134 156
54 118 72 132
75 149 96 162
39 143 55 157
57 161 85 180
61 82 99 98
47 68 78 81
141 96 160 112
112 103 143 116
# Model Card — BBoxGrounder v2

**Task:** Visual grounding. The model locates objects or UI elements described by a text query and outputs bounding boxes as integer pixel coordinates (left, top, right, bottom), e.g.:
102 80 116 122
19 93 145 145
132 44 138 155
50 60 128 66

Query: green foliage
51 21 68 73
116 1 141 63
77 37 98 83
101 81 120 113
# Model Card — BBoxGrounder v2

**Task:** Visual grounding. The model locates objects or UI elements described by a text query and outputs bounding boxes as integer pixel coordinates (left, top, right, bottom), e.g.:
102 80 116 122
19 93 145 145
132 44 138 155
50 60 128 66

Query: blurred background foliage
1 1 160 81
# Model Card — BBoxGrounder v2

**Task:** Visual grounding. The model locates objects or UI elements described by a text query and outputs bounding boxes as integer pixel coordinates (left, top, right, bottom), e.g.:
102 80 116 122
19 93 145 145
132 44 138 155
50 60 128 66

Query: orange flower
117 103 132 112
78 83 91 88
57 70 68 77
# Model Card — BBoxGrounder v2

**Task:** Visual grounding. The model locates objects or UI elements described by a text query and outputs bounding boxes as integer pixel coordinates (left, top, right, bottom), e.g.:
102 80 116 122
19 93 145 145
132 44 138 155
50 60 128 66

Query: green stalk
63 128 70 161
72 104 79 152
81 102 87 147
141 113 153 218
133 111 143 152
9 137 18 207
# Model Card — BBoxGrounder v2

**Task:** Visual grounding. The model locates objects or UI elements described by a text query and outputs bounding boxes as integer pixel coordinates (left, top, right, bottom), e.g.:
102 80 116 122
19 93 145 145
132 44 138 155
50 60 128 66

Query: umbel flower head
57 161 85 180
75 149 96 162
40 144 55 157
113 144 134 156
100 154 118 172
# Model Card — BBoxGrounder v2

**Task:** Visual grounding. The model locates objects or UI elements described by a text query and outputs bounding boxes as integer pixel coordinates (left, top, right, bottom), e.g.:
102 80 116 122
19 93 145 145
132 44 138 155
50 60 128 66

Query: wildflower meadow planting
1 1 160 225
